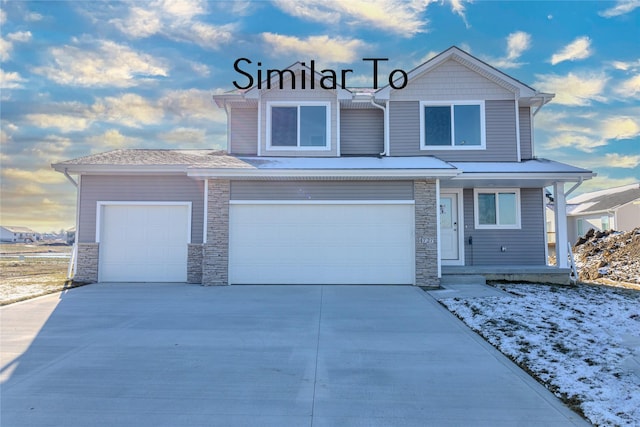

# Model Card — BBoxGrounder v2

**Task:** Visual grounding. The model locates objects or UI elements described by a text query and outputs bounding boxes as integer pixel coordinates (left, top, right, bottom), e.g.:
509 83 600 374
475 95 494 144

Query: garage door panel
229 203 414 285
99 204 189 282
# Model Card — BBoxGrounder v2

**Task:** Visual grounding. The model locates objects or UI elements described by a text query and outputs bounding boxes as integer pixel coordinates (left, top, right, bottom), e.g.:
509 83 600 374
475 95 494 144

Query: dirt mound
573 227 640 284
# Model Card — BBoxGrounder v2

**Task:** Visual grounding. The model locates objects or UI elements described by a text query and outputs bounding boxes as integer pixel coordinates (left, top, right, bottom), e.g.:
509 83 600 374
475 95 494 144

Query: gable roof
568 183 640 215
1 226 38 234
376 46 553 104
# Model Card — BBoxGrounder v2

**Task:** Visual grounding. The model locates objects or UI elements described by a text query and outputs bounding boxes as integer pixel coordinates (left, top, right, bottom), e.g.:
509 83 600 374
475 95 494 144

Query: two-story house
53 47 594 286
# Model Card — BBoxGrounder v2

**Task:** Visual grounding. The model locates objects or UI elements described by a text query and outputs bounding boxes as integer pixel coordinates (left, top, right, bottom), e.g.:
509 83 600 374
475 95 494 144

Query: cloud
158 127 207 144
0 30 33 61
86 130 141 150
483 31 531 69
550 36 592 65
0 9 5 25
534 72 608 106
272 0 434 37
159 89 220 122
544 132 608 153
32 39 168 88
447 0 471 28
609 59 640 71
25 113 92 133
26 12 44 22
538 109 640 153
0 69 26 89
613 74 640 99
92 93 164 128
2 168 67 184
576 176 639 195
599 0 640 17
600 116 640 140
0 37 11 61
261 33 366 63
573 153 640 169
7 31 32 43
29 135 73 162
110 0 234 49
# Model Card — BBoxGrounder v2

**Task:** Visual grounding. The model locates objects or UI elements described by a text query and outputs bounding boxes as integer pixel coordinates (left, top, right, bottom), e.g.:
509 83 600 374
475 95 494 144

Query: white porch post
554 182 568 268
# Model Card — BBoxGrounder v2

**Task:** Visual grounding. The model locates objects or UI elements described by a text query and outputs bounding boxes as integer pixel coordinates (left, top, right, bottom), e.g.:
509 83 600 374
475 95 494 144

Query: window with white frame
420 101 485 149
267 102 330 149
474 189 521 229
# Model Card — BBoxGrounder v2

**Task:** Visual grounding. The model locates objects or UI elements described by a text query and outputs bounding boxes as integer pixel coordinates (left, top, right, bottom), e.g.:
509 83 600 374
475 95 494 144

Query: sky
1 0 639 232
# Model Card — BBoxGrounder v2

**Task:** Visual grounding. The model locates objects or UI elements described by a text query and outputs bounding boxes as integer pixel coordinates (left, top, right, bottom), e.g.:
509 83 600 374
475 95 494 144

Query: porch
441 265 573 286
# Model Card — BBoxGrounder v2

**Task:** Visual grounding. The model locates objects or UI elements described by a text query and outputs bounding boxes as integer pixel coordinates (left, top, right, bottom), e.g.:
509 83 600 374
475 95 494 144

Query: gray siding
340 109 384 155
78 175 205 244
519 106 532 160
389 100 518 161
463 188 546 266
389 59 514 101
229 107 258 155
231 180 413 200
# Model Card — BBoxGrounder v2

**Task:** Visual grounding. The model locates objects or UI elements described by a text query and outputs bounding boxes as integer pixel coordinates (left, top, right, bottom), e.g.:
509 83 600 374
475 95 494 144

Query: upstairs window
474 189 521 229
267 102 330 150
420 101 485 150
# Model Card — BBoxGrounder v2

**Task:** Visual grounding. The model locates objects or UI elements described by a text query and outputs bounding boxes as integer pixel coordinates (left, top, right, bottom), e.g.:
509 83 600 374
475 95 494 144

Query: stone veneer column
202 179 230 285
74 243 99 283
187 244 203 284
414 179 440 287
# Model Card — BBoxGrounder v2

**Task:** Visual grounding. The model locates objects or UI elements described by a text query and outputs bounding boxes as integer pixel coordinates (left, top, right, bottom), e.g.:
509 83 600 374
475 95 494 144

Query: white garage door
229 202 415 285
99 203 190 282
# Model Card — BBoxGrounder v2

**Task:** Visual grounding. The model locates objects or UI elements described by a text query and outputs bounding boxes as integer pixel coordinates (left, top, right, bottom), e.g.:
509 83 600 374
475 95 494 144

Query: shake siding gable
389 100 518 161
78 175 205 244
463 188 546 266
340 109 384 155
229 106 258 155
389 59 514 101
519 107 533 160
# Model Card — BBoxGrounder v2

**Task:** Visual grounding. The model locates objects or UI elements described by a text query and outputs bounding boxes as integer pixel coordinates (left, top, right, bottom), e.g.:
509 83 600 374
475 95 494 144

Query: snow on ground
440 283 640 426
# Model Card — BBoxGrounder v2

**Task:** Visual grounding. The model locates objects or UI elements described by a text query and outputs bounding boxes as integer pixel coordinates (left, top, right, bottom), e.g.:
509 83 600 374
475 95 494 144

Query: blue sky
1 0 639 231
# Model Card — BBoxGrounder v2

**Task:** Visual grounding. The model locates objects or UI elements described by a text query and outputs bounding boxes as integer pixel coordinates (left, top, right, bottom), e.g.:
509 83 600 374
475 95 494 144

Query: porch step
440 274 487 286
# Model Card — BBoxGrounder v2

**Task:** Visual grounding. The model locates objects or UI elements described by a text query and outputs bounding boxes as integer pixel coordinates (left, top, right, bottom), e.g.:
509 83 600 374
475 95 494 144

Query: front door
440 192 462 263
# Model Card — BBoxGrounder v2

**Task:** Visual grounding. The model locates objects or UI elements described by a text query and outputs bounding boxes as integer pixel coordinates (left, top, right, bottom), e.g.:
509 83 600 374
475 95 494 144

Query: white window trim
419 100 486 151
473 188 521 229
266 101 331 151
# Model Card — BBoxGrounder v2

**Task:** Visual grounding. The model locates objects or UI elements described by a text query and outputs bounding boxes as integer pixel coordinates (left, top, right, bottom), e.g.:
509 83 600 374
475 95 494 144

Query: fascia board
52 164 189 174
187 168 460 179
451 171 595 182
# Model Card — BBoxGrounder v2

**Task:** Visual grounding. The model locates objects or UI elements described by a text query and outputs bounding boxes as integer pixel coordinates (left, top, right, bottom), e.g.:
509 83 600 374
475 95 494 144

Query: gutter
63 168 78 188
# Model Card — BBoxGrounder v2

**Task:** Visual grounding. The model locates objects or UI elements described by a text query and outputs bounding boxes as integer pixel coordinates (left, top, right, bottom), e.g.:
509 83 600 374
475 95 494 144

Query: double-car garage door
229 202 415 284
98 201 415 284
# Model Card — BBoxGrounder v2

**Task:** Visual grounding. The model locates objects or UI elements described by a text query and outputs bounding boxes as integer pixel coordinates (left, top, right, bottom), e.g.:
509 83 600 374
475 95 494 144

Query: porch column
554 182 569 268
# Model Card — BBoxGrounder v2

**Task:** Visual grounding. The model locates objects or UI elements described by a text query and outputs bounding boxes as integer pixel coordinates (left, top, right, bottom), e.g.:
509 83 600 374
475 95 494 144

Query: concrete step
440 274 487 286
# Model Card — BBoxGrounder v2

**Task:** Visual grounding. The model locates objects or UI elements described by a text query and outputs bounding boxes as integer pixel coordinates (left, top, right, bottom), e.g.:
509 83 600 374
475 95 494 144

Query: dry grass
0 244 87 305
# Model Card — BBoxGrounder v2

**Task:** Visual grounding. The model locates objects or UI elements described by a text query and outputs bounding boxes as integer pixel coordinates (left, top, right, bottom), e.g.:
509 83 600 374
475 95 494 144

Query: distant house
566 183 640 243
0 226 39 243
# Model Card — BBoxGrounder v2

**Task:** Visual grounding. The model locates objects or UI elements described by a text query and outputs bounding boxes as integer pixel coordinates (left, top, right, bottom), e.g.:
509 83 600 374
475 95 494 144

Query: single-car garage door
98 203 190 282
229 202 415 284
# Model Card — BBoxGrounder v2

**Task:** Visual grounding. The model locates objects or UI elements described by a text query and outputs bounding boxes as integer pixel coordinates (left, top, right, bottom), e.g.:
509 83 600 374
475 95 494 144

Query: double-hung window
267 102 330 150
420 101 485 149
474 189 521 229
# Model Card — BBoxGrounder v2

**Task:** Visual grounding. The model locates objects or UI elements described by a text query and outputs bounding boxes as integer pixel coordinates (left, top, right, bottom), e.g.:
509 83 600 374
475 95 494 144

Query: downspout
63 168 78 188
565 177 583 198
368 99 389 156
61 168 78 280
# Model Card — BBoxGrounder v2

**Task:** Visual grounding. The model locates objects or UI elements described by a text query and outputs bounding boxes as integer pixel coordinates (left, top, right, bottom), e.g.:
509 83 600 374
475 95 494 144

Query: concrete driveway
1 284 587 426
